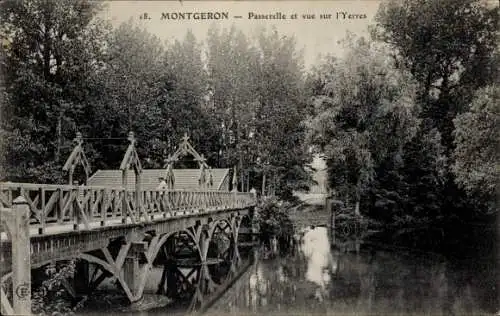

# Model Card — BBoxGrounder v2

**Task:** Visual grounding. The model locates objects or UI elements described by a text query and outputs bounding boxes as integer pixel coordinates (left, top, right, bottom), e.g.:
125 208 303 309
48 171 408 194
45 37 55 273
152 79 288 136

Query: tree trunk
246 170 250 192
354 200 360 216
262 173 266 196
55 106 63 162
354 179 361 216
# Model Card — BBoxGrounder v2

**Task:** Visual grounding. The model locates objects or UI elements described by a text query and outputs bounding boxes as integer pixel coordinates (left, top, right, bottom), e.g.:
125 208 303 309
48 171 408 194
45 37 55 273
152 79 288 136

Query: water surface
207 226 498 316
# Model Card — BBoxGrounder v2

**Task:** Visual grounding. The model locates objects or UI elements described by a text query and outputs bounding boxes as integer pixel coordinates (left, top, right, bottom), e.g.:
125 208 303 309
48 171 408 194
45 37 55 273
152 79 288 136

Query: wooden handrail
0 182 256 235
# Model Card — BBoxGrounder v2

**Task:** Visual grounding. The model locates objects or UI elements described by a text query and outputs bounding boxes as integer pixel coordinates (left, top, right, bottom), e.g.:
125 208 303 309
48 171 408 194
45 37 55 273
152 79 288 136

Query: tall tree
373 0 499 220
309 38 419 215
206 25 259 172
86 20 165 170
0 0 108 182
159 30 215 167
206 26 312 196
253 28 312 198
373 0 499 151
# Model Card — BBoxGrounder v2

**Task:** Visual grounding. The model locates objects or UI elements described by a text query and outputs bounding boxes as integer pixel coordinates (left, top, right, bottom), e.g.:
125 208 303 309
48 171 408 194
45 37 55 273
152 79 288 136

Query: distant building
293 154 329 205
308 154 328 194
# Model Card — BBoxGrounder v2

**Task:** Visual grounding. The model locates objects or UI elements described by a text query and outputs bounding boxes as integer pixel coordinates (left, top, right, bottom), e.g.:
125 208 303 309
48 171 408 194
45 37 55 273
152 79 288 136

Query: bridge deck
1 182 256 269
1 206 230 240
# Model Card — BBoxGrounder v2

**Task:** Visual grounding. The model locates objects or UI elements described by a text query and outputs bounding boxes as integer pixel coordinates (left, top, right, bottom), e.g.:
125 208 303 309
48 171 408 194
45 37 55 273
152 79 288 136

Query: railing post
135 170 142 222
122 170 127 224
39 187 45 235
72 185 79 230
11 196 32 315
58 187 64 224
101 189 107 226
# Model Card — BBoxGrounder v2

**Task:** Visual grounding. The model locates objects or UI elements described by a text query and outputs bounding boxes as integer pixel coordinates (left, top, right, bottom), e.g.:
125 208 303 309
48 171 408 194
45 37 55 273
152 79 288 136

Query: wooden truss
119 132 143 223
62 132 91 184
164 133 214 189
168 133 208 169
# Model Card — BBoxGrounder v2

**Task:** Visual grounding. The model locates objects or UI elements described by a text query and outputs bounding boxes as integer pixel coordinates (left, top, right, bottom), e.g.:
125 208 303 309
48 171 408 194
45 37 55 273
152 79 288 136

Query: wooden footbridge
0 133 257 315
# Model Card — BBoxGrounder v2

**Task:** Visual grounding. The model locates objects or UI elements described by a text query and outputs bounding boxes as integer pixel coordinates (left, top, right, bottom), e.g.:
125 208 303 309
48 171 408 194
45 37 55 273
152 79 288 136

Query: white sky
101 1 382 68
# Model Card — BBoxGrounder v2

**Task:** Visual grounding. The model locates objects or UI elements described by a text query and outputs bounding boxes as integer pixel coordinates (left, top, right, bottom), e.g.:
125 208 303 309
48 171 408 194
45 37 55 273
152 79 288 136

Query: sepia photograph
0 0 498 315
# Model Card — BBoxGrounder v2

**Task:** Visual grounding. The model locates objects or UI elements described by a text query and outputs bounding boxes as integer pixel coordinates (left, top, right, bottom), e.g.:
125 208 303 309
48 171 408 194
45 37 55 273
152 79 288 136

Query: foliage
206 26 313 197
309 37 419 214
254 197 295 241
370 0 499 224
1 2 313 200
31 260 85 316
452 85 500 212
0 0 109 182
373 0 499 149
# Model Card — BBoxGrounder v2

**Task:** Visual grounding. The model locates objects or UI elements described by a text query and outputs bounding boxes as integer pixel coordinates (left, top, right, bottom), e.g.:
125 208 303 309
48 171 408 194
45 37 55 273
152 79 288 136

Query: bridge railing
0 182 255 234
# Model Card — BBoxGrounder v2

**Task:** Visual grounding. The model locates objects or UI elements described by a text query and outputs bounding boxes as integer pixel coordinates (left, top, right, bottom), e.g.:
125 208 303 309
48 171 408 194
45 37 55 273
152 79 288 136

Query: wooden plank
39 187 46 233
60 278 77 299
115 243 131 271
43 190 59 218
91 190 103 214
61 190 76 220
0 191 11 207
11 197 31 315
73 199 90 230
0 208 14 222
58 188 64 223
20 188 42 222
101 248 115 267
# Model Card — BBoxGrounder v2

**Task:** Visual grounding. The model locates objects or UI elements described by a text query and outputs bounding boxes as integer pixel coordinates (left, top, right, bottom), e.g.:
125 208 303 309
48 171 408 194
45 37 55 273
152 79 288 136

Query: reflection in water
301 227 332 302
207 227 498 316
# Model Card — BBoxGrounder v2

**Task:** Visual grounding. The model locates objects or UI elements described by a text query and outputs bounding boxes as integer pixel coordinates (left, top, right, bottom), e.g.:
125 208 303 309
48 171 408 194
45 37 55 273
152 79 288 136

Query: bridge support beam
123 242 146 297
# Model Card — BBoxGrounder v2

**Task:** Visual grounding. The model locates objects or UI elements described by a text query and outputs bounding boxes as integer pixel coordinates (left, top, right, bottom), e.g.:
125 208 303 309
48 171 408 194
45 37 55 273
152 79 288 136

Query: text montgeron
160 12 229 20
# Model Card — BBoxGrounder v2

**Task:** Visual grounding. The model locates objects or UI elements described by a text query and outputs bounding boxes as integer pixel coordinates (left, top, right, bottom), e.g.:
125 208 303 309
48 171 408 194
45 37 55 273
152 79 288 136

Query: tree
86 20 167 170
159 30 216 167
394 128 447 223
0 0 108 182
309 37 419 215
253 28 312 198
206 26 313 197
373 0 499 151
452 85 499 213
206 25 259 174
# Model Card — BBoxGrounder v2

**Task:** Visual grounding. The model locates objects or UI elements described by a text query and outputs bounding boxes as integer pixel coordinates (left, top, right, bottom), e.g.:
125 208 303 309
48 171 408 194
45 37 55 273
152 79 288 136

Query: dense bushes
254 197 294 247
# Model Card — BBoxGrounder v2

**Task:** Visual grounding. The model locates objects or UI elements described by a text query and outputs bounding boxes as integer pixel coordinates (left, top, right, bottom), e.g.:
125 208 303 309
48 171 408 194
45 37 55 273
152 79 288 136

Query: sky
101 1 382 68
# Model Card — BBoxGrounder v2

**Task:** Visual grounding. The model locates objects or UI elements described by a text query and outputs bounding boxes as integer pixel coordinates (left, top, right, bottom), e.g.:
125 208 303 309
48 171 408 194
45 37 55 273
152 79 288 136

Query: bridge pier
122 242 147 298
0 197 31 316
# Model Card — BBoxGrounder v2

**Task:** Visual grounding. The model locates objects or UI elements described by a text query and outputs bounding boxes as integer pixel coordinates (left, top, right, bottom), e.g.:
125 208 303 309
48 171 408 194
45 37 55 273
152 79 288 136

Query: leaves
452 85 500 208
309 37 419 209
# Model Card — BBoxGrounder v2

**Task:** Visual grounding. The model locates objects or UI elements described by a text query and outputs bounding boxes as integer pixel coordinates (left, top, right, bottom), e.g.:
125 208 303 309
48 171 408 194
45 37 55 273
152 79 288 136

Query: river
205 226 498 316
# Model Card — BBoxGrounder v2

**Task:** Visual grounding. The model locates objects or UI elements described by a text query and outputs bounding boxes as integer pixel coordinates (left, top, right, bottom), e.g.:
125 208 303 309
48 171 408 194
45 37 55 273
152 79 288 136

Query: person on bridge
157 177 168 212
157 177 168 190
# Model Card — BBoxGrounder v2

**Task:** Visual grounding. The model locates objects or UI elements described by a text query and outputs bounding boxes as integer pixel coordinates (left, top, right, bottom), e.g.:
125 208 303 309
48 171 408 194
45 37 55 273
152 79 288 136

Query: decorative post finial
232 166 238 192
128 131 135 144
75 132 83 146
208 167 214 187
198 154 207 164
182 133 189 143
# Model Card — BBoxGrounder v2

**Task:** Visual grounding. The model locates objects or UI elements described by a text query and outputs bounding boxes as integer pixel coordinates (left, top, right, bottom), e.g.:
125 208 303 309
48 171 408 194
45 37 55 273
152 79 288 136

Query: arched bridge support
70 208 254 304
